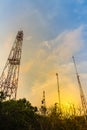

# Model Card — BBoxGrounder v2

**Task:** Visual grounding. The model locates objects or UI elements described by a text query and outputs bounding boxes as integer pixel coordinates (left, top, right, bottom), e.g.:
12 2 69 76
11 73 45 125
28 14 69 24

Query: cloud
25 36 32 41
55 27 83 61
17 25 85 107
3 33 15 49
38 25 84 65
0 33 15 73
2 25 85 108
20 61 34 73
27 61 81 107
0 25 84 108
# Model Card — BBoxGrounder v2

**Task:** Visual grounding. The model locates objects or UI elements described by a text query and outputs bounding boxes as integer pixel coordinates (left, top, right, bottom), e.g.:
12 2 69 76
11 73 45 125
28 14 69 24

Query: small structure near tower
40 91 47 115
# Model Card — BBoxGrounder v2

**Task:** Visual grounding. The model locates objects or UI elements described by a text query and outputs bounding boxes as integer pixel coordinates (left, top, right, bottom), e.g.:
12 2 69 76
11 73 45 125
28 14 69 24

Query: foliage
0 98 39 130
0 98 86 130
0 91 6 102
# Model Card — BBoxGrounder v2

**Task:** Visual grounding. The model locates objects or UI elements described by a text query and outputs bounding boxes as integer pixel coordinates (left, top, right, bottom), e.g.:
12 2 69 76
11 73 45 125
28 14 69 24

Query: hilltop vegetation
0 97 86 130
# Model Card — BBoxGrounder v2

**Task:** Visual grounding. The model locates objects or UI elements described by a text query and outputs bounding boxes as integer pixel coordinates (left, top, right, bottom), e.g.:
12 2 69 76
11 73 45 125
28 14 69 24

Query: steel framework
72 56 87 118
0 30 23 100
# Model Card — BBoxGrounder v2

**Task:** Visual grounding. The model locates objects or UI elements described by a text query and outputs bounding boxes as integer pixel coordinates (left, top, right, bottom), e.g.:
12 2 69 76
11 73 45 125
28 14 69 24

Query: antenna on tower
72 56 87 119
0 30 23 100
40 91 47 115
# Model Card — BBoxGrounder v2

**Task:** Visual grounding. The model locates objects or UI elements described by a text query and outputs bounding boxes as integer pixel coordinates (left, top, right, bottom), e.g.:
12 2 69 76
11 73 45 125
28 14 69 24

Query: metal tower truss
77 74 87 116
0 30 23 100
72 56 87 118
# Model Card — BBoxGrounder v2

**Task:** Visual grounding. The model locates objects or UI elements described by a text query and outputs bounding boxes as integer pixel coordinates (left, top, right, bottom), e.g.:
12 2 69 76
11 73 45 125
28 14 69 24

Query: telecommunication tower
72 56 87 118
0 30 23 100
40 91 47 115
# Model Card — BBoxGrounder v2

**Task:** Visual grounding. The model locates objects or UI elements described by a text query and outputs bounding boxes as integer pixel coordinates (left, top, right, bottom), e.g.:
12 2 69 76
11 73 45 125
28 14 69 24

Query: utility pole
56 73 61 110
72 56 87 119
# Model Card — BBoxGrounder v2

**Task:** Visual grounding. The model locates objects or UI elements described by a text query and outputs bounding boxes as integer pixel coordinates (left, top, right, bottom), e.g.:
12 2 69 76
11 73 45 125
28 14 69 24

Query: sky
0 0 87 108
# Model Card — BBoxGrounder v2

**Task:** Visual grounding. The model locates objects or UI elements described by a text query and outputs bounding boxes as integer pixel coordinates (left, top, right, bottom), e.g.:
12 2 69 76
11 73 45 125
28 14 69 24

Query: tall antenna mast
72 56 87 118
0 30 23 100
56 73 61 110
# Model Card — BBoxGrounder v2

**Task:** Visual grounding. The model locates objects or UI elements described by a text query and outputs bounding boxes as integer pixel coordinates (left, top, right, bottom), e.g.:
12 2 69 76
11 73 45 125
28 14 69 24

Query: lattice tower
72 56 87 118
0 30 23 100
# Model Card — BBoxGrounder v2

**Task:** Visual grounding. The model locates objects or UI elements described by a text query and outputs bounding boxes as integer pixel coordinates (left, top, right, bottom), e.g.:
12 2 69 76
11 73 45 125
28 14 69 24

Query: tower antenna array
40 91 47 115
0 30 23 100
72 56 87 118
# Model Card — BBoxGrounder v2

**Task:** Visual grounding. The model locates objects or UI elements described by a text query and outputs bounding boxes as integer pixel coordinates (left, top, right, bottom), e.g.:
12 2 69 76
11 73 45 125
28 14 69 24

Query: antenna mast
72 56 87 118
0 30 23 100
56 73 61 110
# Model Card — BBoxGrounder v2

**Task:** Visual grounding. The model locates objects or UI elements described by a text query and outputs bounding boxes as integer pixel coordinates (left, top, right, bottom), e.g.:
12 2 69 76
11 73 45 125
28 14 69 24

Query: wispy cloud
21 61 34 73
25 36 32 41
37 25 84 65
17 25 85 107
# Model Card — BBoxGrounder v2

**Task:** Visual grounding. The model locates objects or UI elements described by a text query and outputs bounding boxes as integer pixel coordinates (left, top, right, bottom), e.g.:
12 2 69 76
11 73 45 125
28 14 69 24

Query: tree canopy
0 98 86 130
